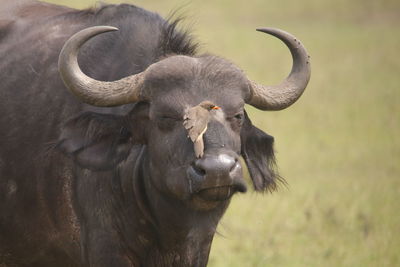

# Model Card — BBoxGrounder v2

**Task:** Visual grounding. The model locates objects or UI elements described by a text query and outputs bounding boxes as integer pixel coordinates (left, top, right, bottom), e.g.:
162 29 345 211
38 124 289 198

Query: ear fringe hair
241 111 286 193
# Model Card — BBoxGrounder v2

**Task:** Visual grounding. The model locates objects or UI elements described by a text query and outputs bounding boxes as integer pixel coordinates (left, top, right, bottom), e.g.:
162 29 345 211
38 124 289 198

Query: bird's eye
234 113 243 120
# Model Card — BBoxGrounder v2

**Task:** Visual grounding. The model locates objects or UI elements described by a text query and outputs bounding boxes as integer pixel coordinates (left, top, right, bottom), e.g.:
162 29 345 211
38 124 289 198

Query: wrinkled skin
0 1 281 266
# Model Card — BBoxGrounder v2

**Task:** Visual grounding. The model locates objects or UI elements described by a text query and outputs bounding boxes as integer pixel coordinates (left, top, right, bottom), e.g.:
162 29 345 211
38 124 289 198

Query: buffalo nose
187 153 247 195
193 154 238 178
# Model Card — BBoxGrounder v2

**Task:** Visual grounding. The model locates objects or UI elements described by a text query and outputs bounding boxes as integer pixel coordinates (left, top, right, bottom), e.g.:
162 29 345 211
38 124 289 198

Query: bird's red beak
212 106 220 110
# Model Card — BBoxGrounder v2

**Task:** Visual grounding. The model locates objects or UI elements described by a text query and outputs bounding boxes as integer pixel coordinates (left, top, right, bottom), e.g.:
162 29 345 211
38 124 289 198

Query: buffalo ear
56 102 149 171
240 111 281 192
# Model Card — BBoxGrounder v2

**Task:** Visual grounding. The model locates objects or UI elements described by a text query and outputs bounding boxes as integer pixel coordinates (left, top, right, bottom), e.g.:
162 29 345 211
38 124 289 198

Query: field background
44 0 400 266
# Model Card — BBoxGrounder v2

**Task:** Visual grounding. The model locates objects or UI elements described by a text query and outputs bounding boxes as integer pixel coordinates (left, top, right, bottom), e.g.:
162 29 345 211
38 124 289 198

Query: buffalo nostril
192 164 206 176
229 158 239 173
194 154 237 177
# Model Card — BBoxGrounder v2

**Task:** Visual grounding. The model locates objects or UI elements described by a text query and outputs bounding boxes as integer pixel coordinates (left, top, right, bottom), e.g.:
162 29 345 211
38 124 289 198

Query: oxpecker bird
183 101 220 158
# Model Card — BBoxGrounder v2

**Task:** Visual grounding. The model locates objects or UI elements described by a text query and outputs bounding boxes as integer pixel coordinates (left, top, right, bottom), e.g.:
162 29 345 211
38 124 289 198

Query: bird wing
183 108 197 130
183 105 212 158
187 109 209 142
183 118 195 131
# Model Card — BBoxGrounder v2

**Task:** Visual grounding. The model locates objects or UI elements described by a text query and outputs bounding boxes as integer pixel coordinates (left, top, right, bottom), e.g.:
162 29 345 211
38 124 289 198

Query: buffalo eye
156 115 180 131
228 112 244 132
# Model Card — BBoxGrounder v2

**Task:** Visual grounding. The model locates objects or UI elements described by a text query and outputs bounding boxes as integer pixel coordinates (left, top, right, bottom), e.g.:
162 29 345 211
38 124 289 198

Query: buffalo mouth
196 184 247 202
187 162 247 203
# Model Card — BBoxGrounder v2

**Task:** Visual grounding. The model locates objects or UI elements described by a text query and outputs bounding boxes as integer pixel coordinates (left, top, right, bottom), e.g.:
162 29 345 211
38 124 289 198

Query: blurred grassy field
44 0 400 266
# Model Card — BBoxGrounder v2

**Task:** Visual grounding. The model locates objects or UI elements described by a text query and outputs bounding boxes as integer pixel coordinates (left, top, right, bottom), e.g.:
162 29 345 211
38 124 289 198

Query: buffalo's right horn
58 26 146 107
246 28 311 111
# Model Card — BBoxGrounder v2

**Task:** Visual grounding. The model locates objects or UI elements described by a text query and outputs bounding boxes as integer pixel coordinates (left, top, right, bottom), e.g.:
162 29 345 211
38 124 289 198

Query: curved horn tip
74 26 120 39
84 25 120 35
256 27 298 41
59 26 119 53
256 27 280 33
92 25 119 31
247 27 311 110
58 25 148 107
256 27 274 33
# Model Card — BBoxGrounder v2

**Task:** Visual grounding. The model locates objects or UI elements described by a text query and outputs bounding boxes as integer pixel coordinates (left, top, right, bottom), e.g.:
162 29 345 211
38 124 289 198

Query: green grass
44 0 400 266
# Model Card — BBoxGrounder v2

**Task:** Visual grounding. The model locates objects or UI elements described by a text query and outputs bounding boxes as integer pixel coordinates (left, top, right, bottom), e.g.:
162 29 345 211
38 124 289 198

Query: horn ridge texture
58 26 145 107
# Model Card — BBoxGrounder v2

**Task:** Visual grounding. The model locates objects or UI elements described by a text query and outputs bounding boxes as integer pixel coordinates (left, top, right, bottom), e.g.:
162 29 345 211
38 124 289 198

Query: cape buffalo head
57 26 310 210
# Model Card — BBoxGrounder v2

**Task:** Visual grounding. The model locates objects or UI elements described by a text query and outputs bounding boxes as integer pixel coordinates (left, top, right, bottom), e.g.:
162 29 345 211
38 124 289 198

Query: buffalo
0 0 310 266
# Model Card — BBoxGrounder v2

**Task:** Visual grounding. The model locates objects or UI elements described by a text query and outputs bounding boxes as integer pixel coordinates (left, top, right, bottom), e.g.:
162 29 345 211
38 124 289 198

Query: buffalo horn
247 28 311 110
58 26 145 106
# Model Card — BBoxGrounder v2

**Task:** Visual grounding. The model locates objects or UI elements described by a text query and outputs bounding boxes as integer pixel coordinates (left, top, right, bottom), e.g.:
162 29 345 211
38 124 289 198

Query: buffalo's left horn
247 28 311 110
58 26 146 106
